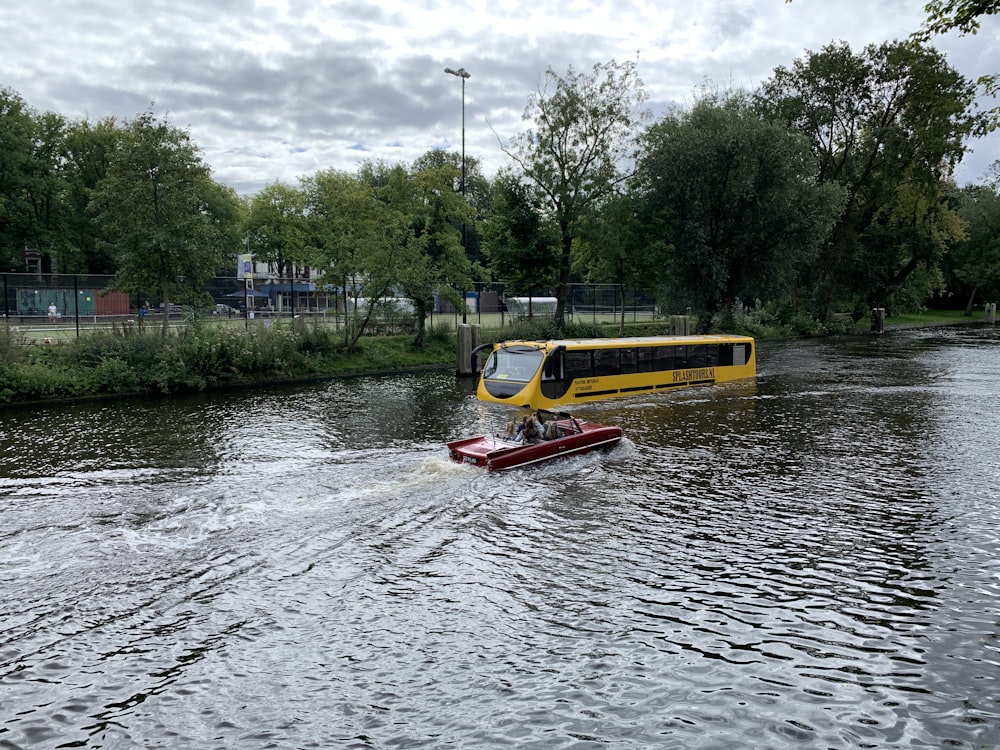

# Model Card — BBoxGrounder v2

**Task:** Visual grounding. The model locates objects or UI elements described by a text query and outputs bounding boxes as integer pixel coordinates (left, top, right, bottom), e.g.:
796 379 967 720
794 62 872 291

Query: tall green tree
412 149 490 267
62 117 121 273
361 160 474 346
90 112 241 337
245 181 307 280
303 168 410 350
758 41 981 318
500 60 647 323
574 190 661 334
0 88 57 271
945 184 1000 312
480 170 559 299
20 111 72 273
634 92 844 329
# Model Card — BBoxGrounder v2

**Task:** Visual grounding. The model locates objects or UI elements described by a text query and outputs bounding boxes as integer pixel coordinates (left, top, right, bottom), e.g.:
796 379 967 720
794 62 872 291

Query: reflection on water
1 327 999 748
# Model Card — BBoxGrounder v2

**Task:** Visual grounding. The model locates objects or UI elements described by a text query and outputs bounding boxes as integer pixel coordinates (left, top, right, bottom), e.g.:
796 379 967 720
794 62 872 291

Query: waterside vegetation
1 308 985 407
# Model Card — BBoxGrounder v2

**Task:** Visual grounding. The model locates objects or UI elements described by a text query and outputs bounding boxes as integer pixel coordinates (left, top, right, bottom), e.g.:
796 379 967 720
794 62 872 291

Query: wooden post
870 307 885 335
457 324 479 376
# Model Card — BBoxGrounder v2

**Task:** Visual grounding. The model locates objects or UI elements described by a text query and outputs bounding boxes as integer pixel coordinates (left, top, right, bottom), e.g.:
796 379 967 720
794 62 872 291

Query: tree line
2 30 999 342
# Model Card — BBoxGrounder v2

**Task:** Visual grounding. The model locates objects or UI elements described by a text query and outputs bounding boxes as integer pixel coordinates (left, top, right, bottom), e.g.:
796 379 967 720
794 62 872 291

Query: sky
3 0 998 195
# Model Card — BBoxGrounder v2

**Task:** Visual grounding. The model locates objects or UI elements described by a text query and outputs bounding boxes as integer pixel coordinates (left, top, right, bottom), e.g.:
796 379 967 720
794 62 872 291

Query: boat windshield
482 346 544 382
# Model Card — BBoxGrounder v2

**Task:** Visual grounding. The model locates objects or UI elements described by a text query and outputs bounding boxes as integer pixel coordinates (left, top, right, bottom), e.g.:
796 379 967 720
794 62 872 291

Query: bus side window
719 344 734 367
688 345 707 368
653 346 675 372
621 348 638 374
637 347 654 372
675 345 687 370
565 351 593 380
594 348 620 376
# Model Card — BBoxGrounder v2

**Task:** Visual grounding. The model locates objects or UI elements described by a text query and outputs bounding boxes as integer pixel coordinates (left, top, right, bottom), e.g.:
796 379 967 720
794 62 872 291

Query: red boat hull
447 418 622 472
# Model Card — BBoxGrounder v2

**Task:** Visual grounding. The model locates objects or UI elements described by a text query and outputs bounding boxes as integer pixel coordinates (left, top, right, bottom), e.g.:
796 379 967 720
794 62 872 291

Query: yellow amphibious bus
476 335 756 410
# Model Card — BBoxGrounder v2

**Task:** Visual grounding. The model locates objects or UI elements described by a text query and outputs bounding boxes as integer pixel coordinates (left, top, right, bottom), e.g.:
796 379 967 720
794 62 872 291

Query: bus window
541 351 560 380
675 345 688 370
565 350 593 380
637 347 654 372
653 346 675 372
483 347 543 382
688 345 707 369
621 348 638 374
594 348 620 376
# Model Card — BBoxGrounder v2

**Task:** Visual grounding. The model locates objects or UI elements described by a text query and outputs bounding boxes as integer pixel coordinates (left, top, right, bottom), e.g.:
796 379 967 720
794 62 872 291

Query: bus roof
496 335 753 350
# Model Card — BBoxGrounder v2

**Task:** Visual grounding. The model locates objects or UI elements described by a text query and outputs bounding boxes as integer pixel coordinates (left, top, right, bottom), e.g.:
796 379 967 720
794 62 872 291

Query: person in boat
515 415 544 445
543 420 562 440
498 421 517 441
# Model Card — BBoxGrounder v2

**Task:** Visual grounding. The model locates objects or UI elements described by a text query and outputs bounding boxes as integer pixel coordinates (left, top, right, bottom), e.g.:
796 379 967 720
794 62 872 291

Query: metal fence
1 273 662 339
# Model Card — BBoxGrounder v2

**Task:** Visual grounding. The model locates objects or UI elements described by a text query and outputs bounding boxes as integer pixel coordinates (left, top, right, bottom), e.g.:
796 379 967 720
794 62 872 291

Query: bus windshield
482 347 544 382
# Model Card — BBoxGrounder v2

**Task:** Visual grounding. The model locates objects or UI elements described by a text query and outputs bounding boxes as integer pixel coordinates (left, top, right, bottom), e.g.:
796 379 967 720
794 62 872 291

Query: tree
574 190 660 335
634 91 844 329
945 184 1000 312
19 110 72 273
500 60 647 323
90 112 241 337
915 0 1000 38
0 88 49 271
303 168 410 350
245 181 307 280
917 0 1000 130
480 170 559 299
412 149 490 267
62 117 121 273
757 41 981 318
361 160 475 346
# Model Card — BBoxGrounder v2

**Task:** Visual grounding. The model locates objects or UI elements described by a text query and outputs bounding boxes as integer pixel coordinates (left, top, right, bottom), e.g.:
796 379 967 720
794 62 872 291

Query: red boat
447 415 622 472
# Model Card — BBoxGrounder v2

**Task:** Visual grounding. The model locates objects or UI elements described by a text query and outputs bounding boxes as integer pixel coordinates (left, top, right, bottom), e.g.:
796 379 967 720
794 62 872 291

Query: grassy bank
2 310 985 407
0 320 458 406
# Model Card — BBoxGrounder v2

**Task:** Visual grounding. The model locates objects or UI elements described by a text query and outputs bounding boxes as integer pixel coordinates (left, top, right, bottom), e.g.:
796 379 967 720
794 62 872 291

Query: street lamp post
444 66 470 323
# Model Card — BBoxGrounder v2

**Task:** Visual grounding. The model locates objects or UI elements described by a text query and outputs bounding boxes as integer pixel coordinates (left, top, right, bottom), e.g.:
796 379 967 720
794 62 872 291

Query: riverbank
0 322 459 408
1 310 990 408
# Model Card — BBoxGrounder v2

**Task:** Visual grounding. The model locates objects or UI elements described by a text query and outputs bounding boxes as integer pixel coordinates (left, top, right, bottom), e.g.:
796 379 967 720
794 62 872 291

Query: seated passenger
544 421 562 440
516 416 543 445
498 420 517 441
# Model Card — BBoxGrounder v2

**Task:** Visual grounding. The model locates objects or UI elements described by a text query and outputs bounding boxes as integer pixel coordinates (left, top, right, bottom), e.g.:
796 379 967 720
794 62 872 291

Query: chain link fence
1 273 664 339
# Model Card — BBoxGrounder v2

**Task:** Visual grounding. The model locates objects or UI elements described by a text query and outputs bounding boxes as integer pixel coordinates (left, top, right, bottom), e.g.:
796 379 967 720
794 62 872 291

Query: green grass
884 308 978 326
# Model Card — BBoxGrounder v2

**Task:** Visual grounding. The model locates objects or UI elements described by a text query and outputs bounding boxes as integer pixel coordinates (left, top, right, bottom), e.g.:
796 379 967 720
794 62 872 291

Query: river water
1 326 998 749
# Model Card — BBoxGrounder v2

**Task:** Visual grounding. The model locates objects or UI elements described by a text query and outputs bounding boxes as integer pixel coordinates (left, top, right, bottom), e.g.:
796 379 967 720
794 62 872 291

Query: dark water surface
2 326 999 748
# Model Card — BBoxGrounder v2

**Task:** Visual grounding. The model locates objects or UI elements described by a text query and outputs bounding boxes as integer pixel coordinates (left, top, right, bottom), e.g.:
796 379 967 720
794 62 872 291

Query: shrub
500 318 608 342
90 357 140 393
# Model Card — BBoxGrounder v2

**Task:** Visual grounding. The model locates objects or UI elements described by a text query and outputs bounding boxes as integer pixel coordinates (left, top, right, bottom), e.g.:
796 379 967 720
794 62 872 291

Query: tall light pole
444 66 470 323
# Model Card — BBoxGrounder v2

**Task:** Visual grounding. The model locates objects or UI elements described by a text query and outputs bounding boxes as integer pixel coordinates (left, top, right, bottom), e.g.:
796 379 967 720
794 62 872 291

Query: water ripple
2 335 1000 747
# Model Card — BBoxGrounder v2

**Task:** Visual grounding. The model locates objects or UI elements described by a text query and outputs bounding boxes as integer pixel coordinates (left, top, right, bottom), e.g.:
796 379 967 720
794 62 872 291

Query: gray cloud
3 0 997 194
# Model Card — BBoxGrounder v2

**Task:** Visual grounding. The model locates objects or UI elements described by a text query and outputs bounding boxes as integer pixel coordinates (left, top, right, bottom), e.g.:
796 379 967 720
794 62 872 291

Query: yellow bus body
476 335 756 410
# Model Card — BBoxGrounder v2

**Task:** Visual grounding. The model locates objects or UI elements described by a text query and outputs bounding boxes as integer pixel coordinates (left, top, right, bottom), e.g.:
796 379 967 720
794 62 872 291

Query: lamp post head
444 66 470 79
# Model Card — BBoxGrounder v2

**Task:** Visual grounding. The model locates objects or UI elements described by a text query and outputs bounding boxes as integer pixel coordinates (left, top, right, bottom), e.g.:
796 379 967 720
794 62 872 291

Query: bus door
540 346 570 400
